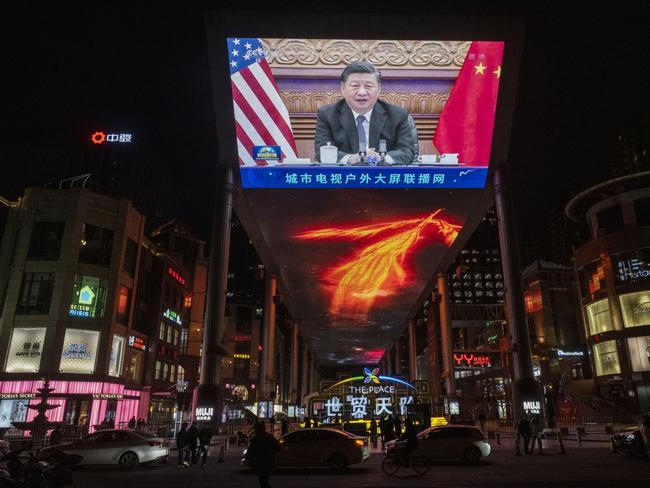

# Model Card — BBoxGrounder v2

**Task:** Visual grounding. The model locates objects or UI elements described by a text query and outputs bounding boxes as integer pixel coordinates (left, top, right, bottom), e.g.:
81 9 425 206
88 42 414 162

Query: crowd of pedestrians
176 421 214 468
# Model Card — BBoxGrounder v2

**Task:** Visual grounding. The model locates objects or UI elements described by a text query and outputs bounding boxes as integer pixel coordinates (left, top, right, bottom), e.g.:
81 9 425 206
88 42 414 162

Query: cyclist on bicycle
395 416 419 466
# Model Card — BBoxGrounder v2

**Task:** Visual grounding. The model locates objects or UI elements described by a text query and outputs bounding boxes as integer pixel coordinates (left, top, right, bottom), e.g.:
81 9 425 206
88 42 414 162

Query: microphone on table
358 142 367 164
378 139 387 164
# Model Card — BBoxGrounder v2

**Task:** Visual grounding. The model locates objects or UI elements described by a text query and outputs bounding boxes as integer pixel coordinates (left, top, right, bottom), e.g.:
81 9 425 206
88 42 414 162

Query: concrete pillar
301 343 309 402
289 323 299 404
408 320 417 382
260 273 277 400
494 164 539 417
437 273 455 399
426 294 442 409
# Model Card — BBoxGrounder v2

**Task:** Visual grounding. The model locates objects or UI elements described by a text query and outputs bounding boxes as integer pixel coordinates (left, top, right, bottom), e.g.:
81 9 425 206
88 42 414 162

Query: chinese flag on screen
433 41 504 167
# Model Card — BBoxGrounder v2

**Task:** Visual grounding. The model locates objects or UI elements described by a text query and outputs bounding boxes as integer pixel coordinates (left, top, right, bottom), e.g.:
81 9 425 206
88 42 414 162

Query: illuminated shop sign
453 352 493 368
324 368 417 419
614 249 650 284
4 328 46 373
557 349 584 357
195 407 214 421
69 275 107 319
0 393 36 400
128 335 146 351
234 335 251 342
522 401 541 414
90 131 132 144
163 308 182 325
59 329 100 374
233 353 250 359
92 394 124 400
167 267 186 285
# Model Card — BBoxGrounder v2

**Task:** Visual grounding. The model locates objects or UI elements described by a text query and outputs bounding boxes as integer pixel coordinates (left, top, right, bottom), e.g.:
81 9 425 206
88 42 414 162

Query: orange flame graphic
295 210 461 319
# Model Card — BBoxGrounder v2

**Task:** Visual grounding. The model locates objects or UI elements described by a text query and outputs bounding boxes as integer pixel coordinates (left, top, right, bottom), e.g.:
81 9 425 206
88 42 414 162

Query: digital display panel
208 13 520 366
226 38 503 189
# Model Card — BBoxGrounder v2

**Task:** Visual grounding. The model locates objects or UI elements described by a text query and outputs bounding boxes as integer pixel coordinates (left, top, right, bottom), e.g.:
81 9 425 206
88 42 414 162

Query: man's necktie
356 115 366 150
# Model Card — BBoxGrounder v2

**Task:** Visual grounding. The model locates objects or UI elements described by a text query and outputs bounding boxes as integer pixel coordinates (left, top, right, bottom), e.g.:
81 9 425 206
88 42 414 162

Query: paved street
72 438 650 488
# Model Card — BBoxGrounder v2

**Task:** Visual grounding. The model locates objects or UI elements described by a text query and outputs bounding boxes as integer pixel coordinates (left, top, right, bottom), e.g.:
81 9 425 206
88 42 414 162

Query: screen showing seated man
226 37 504 188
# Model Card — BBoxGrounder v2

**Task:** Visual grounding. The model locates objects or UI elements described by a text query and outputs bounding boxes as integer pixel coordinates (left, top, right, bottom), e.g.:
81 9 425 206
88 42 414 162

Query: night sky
2 4 648 247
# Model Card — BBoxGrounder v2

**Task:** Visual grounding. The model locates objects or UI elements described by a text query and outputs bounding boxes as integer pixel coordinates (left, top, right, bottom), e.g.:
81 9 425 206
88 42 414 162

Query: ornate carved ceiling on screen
262 39 470 69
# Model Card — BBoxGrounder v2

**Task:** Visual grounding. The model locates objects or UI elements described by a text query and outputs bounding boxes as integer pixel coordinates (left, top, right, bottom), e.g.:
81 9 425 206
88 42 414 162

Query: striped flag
227 38 298 166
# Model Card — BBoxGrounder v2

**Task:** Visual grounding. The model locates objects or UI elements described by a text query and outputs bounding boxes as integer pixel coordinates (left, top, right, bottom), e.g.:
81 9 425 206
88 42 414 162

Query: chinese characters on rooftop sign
90 131 132 145
453 352 494 368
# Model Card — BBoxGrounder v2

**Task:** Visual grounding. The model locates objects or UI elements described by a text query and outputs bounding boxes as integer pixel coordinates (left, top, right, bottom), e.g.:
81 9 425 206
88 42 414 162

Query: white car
39 429 169 469
384 425 490 465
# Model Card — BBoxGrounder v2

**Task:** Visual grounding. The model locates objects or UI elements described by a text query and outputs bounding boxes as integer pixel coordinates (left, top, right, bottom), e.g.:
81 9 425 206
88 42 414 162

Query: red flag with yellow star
433 41 504 167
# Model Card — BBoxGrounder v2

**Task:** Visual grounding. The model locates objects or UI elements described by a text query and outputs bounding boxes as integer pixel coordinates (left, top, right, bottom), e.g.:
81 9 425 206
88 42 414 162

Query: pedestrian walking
478 410 486 431
198 425 212 467
176 422 189 467
379 416 387 447
369 418 378 449
187 421 199 465
128 416 136 429
280 418 289 436
247 421 280 488
304 416 311 429
530 415 543 454
385 415 395 443
517 414 531 455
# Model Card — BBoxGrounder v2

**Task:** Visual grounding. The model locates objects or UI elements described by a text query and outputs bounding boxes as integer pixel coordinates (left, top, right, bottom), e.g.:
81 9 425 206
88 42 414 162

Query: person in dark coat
198 425 212 467
280 418 289 436
187 421 199 465
304 416 311 429
49 426 63 446
379 416 387 446
517 414 532 454
384 415 395 443
176 422 189 466
369 418 378 449
248 421 280 488
394 415 402 438
128 416 136 429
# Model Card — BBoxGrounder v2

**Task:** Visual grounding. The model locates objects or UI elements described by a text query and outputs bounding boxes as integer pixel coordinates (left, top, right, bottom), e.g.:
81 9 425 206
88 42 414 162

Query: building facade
566 171 650 412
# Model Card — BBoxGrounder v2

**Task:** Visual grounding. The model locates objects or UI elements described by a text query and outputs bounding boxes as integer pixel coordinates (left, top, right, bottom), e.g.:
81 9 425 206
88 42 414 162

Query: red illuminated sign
235 335 251 342
453 352 492 368
90 131 132 144
128 335 146 351
168 267 186 285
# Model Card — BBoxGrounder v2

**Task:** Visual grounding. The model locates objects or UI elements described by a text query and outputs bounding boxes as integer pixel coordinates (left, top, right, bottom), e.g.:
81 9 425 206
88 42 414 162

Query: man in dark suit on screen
314 61 415 165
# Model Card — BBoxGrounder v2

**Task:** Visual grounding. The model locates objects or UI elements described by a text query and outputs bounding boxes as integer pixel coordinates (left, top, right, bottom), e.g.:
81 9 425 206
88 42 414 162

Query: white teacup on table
320 142 338 164
417 155 438 164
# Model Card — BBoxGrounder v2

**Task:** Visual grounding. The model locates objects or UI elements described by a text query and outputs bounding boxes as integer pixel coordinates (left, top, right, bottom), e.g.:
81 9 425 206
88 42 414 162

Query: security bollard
558 431 567 455
496 431 501 445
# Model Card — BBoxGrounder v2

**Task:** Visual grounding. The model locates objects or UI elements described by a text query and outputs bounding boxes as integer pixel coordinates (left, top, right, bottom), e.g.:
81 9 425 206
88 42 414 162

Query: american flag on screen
227 38 298 165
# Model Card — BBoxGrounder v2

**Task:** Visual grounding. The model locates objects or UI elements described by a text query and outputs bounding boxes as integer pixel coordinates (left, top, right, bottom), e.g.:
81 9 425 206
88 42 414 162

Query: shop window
27 221 65 260
79 224 114 267
166 325 173 344
108 335 125 377
159 322 165 341
596 204 624 235
162 363 169 382
593 340 621 376
69 275 107 319
170 364 176 382
116 286 131 324
177 365 185 382
627 336 650 372
126 351 143 383
155 360 161 380
585 299 613 335
63 399 90 426
123 239 138 277
619 291 650 328
16 272 55 315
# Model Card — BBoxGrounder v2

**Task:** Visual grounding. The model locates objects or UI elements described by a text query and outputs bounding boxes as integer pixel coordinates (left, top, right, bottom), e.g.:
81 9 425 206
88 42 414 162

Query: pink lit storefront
0 380 145 432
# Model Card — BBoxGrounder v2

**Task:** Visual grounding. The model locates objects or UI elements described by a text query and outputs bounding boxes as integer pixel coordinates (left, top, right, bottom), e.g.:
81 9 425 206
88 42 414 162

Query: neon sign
557 349 584 357
90 131 132 144
168 267 186 285
128 335 146 351
327 368 416 391
233 353 250 359
453 352 492 368
163 308 182 325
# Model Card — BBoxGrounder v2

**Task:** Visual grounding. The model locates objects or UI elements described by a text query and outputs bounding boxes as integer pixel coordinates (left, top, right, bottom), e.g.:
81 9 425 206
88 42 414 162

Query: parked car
241 428 369 470
39 429 169 469
384 425 490 465
611 427 648 458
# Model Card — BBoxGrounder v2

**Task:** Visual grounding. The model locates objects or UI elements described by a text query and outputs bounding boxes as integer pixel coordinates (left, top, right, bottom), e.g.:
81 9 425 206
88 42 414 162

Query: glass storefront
627 336 650 372
620 291 650 328
593 340 621 376
585 298 613 335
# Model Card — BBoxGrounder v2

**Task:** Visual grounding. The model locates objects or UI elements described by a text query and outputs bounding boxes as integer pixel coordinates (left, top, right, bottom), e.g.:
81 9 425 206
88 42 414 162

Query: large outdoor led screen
226 38 503 189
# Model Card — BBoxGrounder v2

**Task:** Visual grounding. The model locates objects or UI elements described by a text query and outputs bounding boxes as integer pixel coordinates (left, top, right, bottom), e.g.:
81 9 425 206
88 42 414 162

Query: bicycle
381 446 430 476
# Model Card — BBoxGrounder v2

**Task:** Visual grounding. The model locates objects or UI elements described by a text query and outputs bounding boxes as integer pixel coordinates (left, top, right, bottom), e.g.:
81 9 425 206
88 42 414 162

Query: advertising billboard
4 327 46 373
59 329 100 374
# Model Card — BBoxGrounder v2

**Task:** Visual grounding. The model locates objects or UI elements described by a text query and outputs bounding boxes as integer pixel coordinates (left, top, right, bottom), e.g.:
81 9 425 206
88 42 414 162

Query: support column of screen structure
259 273 277 418
437 273 455 407
494 164 541 419
197 163 235 425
